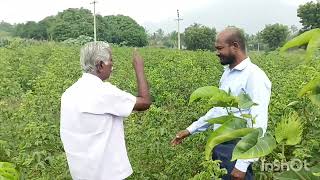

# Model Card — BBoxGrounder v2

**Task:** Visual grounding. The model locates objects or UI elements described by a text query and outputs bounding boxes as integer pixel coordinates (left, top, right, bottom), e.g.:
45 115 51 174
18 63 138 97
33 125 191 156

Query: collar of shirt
228 57 251 72
82 73 103 84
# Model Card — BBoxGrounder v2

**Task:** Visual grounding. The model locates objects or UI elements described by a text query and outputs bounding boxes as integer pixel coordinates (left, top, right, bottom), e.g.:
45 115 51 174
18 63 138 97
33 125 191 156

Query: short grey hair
80 41 111 73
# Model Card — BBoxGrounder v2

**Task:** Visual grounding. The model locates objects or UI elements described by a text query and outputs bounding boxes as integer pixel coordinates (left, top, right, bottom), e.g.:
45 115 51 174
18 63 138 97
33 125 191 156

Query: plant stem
282 143 285 161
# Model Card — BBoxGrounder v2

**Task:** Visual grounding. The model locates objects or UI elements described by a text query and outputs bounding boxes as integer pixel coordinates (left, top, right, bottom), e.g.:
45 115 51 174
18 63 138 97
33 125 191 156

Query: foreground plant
0 162 19 180
189 86 276 161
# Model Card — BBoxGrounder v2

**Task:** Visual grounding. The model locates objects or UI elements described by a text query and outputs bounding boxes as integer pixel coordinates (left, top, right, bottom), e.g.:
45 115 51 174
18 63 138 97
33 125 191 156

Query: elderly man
171 27 271 180
60 41 151 180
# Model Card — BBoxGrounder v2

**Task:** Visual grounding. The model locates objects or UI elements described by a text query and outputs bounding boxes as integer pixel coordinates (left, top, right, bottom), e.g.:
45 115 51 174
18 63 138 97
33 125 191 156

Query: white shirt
60 73 136 180
186 57 271 172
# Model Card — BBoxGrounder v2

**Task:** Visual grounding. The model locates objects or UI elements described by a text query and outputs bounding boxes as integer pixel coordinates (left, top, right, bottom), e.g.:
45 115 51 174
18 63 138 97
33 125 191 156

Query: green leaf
275 112 303 145
0 162 19 180
298 77 320 107
306 34 320 61
286 101 300 107
309 94 320 107
205 117 252 160
189 86 238 107
207 91 238 108
237 91 258 109
241 114 252 119
280 28 320 52
205 128 255 160
189 86 221 104
206 115 246 125
298 77 320 97
231 129 276 161
280 28 320 62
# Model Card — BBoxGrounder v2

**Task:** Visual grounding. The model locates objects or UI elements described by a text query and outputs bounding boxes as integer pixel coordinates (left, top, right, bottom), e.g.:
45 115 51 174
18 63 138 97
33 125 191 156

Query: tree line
0 1 319 50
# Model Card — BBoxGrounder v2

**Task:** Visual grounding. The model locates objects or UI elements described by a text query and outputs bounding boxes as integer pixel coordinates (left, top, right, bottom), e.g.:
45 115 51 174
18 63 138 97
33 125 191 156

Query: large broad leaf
189 86 238 107
205 128 255 160
231 129 276 161
206 115 246 125
280 28 320 62
298 77 320 107
189 86 222 104
208 92 238 108
0 162 19 180
205 117 252 160
275 112 303 145
299 77 320 97
306 34 320 61
280 28 320 52
237 91 258 109
274 167 320 180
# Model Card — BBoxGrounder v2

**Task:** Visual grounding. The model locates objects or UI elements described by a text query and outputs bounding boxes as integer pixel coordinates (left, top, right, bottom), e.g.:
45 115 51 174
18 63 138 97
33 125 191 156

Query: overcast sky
0 0 316 34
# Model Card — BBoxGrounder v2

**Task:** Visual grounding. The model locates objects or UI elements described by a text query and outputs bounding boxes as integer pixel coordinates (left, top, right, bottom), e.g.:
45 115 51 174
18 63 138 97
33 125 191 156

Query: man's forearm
135 66 150 100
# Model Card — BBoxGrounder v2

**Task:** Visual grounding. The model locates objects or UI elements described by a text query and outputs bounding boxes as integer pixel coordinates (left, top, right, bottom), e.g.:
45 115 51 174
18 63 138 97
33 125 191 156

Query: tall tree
260 23 290 51
297 2 320 31
50 8 94 41
184 23 216 51
102 15 147 47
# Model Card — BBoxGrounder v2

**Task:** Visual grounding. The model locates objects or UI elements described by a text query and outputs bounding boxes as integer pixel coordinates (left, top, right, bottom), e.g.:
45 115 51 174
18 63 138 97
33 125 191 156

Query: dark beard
219 54 235 65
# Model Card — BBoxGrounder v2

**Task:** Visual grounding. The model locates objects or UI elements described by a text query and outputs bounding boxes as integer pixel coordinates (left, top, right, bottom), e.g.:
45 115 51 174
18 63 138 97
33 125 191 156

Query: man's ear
96 61 104 72
233 42 240 50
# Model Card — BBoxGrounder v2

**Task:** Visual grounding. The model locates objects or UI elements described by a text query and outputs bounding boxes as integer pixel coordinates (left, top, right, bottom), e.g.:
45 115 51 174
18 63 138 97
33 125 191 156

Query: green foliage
102 15 148 47
189 160 227 180
0 162 19 180
1 40 320 179
260 23 290 51
189 85 276 161
275 112 303 145
11 8 148 47
148 29 183 49
0 21 14 38
298 2 320 31
189 86 238 108
14 21 47 40
0 21 14 33
298 76 320 107
184 23 216 51
63 35 93 45
207 115 241 125
280 28 320 62
50 8 94 41
206 127 254 160
232 129 276 161
237 92 258 109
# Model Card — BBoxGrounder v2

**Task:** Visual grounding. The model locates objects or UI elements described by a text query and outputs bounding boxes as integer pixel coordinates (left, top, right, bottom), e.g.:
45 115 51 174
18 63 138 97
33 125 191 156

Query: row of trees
0 1 319 50
3 8 148 47
149 24 287 52
147 1 319 51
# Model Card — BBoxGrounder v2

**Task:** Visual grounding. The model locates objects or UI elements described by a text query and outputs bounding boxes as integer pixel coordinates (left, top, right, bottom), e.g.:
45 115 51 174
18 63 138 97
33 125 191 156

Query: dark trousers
212 141 254 180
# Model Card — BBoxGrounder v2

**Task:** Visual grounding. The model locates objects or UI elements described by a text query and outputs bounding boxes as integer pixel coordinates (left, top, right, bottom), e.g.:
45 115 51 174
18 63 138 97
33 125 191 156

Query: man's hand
231 168 246 180
171 130 190 146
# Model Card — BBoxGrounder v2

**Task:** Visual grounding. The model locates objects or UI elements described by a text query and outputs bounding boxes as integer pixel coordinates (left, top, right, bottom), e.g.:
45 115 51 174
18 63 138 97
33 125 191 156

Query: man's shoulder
246 62 271 87
61 79 82 98
248 62 268 76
